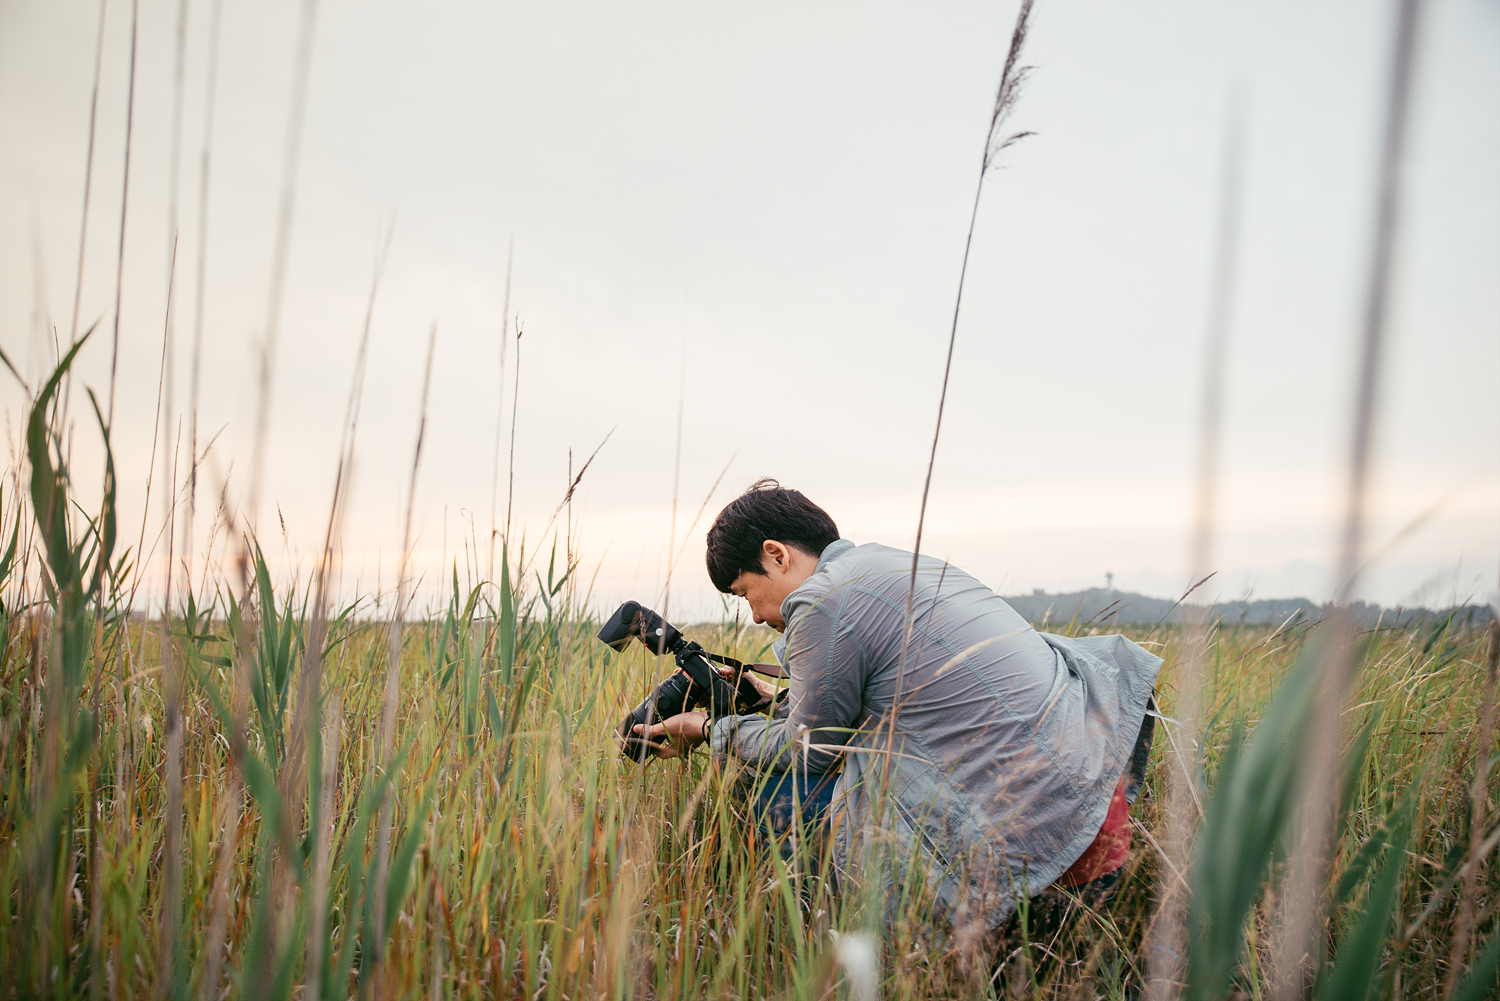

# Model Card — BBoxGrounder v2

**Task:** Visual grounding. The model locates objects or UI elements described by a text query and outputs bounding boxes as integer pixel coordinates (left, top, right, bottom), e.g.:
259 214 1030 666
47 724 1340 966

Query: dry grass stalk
186 0 226 586
246 0 318 535
157 253 186 1001
1145 84 1245 1001
291 222 387 1000
875 11 1037 870
517 428 614 584
488 240 513 587
504 322 522 549
1272 0 1424 994
60 0 106 428
105 0 139 429
659 334 687 624
371 323 437 998
304 688 343 1001
56 9 106 982
897 0 1034 691
1444 620 1499 997
202 482 256 1001
154 5 191 989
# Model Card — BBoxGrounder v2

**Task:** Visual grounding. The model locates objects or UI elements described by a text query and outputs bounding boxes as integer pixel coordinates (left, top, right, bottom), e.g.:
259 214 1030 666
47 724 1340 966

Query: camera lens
616 671 700 760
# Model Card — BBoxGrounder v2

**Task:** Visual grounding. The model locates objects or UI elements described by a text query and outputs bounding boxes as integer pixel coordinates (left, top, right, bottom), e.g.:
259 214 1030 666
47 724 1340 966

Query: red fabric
1057 774 1131 887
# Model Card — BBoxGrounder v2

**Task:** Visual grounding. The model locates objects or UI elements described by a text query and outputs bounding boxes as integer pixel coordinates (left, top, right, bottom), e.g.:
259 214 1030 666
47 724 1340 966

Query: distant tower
1105 571 1114 592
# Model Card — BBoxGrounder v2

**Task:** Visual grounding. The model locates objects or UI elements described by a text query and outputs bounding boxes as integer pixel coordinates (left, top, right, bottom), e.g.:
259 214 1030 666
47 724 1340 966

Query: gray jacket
710 540 1161 930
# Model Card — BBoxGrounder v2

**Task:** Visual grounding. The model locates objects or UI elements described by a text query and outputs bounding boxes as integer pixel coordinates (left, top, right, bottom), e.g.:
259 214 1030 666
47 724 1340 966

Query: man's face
729 564 789 631
726 541 815 632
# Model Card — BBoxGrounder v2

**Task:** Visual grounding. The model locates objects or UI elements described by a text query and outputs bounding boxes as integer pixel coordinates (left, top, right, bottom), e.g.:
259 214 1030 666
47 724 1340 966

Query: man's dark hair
705 478 840 593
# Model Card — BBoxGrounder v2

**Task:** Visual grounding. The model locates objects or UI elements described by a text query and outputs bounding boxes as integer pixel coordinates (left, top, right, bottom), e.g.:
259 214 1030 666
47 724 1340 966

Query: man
635 479 1160 936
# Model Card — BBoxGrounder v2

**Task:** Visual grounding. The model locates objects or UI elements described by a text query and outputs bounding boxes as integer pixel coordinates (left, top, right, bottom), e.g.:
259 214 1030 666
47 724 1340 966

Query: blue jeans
747 768 840 866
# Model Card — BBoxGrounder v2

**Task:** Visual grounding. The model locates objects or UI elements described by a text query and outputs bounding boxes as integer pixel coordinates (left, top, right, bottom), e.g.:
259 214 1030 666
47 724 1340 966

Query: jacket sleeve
711 596 867 773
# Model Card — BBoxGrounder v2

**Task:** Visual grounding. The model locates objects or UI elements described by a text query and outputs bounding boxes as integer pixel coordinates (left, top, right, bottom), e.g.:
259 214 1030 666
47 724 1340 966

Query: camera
598 600 773 761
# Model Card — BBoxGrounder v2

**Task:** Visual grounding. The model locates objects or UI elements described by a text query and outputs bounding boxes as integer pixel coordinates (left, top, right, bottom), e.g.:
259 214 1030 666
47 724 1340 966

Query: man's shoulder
790 541 925 610
826 542 988 595
774 543 914 661
820 540 912 572
801 541 911 591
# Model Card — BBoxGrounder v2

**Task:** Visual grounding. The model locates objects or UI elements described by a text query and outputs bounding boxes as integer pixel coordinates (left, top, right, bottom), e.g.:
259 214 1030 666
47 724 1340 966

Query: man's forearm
710 714 844 773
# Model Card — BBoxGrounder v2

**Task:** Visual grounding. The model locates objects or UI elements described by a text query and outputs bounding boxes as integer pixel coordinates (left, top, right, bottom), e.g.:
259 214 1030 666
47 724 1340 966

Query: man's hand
716 664 780 704
632 710 710 759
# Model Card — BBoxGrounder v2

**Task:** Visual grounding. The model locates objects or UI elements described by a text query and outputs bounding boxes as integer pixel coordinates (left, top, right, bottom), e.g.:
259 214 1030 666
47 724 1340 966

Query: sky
1 0 1497 620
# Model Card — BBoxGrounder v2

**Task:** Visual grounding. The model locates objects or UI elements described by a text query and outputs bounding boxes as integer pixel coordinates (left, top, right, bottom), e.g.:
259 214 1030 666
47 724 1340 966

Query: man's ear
761 539 790 571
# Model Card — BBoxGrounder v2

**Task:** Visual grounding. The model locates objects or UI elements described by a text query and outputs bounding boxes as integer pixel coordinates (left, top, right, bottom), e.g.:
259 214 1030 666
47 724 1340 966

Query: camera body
599 601 771 761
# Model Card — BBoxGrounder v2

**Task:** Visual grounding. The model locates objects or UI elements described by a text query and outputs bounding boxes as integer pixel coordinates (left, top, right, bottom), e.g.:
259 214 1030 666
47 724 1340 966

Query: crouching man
635 479 1161 941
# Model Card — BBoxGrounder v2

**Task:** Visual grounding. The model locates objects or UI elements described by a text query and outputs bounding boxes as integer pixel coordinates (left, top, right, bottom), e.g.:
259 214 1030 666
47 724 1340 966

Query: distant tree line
1001 587 1496 630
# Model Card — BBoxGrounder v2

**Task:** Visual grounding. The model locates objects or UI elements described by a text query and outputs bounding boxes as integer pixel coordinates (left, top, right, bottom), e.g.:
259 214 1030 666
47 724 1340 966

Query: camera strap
703 650 789 679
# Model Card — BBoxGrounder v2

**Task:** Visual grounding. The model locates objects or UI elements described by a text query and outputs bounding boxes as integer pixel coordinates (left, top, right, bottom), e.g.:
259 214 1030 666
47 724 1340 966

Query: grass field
1 478 1496 999
10 0 1495 995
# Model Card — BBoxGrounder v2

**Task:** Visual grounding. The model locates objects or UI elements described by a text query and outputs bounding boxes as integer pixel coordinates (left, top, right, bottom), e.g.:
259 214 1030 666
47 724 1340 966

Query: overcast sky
1 0 1496 619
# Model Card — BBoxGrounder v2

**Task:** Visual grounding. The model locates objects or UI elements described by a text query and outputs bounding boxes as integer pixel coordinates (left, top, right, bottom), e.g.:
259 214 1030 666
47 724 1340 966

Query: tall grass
0 361 1495 997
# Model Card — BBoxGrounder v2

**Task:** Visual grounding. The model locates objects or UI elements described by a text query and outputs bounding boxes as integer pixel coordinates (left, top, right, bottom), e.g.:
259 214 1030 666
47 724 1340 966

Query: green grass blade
1451 925 1500 1001
1316 794 1414 1000
1185 636 1324 1001
383 777 437 942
